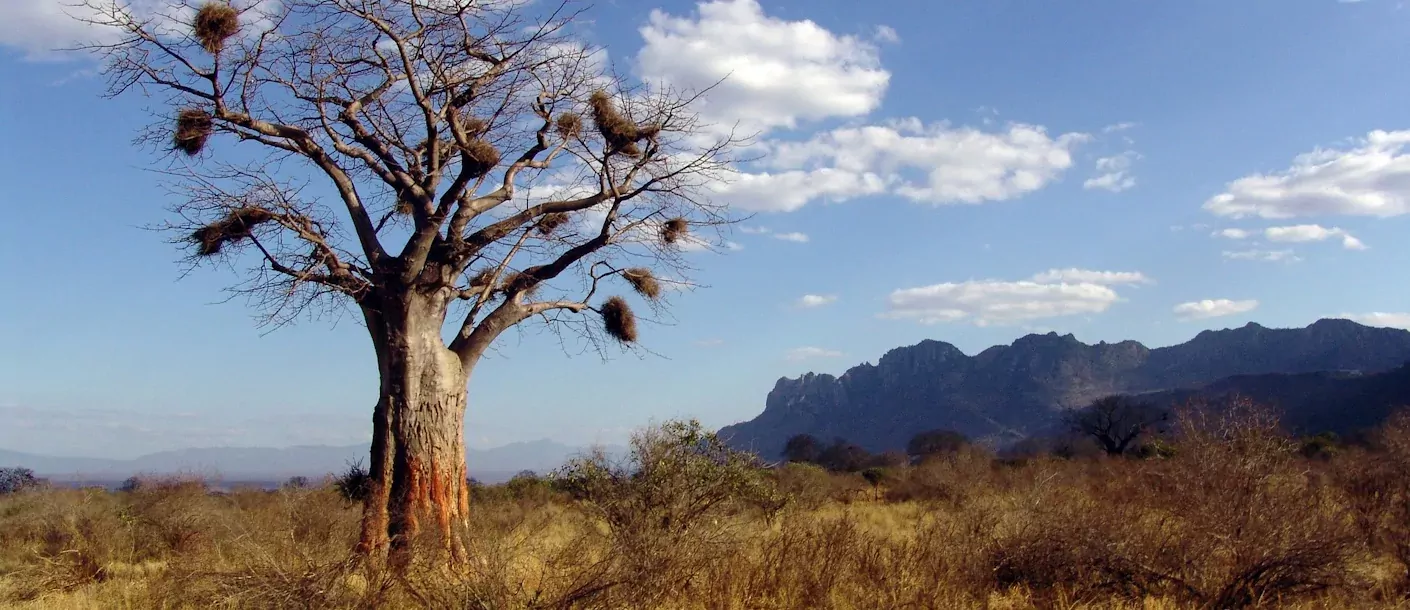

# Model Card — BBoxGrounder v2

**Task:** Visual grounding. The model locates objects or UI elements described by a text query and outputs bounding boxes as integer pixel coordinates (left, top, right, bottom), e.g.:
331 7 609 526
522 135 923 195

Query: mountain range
0 439 624 485
719 319 1410 456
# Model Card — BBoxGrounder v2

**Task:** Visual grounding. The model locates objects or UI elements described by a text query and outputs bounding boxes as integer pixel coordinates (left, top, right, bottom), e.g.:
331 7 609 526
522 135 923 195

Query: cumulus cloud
795 294 837 308
709 168 889 212
722 120 1089 211
1339 312 1410 330
786 346 844 361
873 25 900 44
1173 299 1259 321
637 0 889 134
1204 130 1410 219
1222 249 1301 263
1083 151 1140 193
772 231 810 243
1263 224 1368 250
0 0 280 60
1029 268 1152 286
1214 228 1252 239
881 268 1148 326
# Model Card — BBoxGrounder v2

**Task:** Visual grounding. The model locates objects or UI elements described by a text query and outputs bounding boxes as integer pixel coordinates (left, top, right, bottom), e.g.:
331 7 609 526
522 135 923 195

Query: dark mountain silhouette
719 319 1410 456
1136 363 1410 437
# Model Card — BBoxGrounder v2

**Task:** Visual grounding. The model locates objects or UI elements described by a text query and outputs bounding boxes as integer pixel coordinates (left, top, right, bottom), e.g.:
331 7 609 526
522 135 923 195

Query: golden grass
3 410 1410 609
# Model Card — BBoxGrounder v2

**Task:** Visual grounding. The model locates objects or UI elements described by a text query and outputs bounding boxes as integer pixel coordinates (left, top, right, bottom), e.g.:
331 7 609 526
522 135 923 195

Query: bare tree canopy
1065 395 1166 457
81 0 740 564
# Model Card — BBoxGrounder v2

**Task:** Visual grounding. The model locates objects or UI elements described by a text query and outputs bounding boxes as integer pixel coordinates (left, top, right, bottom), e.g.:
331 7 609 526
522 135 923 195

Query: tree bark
357 288 471 565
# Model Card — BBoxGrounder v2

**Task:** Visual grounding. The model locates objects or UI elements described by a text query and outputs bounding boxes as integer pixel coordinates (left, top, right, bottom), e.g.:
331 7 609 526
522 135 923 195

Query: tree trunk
357 289 470 565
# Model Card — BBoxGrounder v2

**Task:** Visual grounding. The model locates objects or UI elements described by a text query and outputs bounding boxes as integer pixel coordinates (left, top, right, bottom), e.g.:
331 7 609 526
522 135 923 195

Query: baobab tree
81 0 738 562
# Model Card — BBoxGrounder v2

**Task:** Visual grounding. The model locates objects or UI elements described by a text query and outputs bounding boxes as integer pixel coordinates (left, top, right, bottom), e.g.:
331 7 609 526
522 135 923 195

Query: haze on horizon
2 0 1409 460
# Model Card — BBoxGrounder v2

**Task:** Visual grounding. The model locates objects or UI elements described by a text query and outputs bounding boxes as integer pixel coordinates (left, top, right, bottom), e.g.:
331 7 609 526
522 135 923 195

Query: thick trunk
357 290 471 564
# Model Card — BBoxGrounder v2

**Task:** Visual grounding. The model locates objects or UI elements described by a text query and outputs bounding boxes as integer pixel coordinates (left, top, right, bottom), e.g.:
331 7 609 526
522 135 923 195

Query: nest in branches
535 212 569 236
621 268 662 300
502 271 539 296
588 91 660 158
468 268 496 288
601 296 638 343
191 207 274 256
173 108 213 156
555 113 582 139
661 217 688 245
461 139 501 178
194 2 240 54
460 117 487 136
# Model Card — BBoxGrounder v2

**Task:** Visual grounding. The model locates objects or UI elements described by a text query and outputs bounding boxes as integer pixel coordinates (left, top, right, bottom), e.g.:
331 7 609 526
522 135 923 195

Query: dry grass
4 412 1410 609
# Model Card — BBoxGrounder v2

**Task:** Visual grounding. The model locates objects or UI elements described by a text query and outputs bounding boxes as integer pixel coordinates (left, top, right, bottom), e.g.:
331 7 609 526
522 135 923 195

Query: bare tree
81 0 738 563
1064 395 1165 456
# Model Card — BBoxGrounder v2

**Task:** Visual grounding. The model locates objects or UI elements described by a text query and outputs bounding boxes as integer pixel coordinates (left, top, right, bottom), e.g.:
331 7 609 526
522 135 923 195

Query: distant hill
1136 363 1410 437
0 439 626 485
719 319 1410 456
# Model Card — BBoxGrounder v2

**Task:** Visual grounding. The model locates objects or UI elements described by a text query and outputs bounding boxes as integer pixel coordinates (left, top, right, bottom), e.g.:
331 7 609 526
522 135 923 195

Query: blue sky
2 0 1409 459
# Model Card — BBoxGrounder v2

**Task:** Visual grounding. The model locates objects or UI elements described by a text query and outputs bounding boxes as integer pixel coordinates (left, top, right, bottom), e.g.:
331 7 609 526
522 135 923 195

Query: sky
1 0 1409 459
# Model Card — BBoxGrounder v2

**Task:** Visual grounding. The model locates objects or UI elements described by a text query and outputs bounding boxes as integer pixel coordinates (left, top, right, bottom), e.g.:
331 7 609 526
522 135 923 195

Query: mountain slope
719 319 1410 456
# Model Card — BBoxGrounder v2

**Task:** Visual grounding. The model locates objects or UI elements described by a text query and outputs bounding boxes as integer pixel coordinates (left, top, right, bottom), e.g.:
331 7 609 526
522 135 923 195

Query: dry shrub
886 445 995 507
191 206 274 256
552 420 784 607
173 108 213 156
661 217 688 244
621 267 662 300
1338 409 1410 593
193 2 239 54
4 490 124 601
773 462 831 510
123 477 218 557
600 296 637 343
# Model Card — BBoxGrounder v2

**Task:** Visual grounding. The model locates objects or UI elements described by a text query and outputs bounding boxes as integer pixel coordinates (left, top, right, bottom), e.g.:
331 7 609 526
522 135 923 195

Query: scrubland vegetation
3 403 1410 609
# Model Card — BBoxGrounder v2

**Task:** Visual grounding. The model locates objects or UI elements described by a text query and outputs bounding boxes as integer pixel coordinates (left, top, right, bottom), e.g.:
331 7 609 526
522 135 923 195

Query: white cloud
637 0 889 134
726 120 1089 211
1339 312 1410 330
881 272 1140 326
710 168 889 212
1214 228 1252 239
1204 130 1410 219
1222 248 1301 263
873 25 900 44
1102 122 1138 134
795 294 837 308
1028 268 1153 285
786 346 844 361
0 0 280 60
772 231 810 243
1263 224 1368 250
1173 299 1259 321
738 226 771 234
1083 151 1140 193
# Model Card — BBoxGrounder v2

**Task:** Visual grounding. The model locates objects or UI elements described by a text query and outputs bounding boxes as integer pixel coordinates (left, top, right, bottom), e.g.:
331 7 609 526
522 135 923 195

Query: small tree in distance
82 0 739 563
0 467 44 495
782 434 824 463
1065 395 1166 456
906 429 968 462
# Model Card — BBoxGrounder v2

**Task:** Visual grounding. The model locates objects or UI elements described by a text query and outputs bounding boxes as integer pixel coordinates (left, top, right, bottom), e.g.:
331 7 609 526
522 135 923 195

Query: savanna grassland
2 408 1410 610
